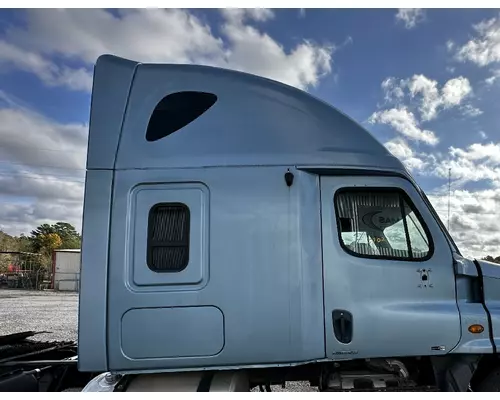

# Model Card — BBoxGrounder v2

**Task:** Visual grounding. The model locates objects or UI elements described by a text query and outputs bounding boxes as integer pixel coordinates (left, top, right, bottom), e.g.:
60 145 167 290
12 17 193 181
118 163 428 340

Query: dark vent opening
146 91 217 142
147 203 190 272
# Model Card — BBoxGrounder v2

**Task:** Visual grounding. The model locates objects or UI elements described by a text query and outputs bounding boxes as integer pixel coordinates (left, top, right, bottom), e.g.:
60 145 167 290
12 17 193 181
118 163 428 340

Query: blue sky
0 8 500 257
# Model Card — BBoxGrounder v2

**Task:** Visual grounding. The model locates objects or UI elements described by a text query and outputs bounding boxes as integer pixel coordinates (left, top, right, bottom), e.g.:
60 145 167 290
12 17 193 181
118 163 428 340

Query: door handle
332 309 353 344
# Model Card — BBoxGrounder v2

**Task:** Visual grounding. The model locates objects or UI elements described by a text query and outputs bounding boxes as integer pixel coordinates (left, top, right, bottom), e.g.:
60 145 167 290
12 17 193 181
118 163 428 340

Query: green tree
30 222 81 251
40 233 63 255
483 255 500 264
0 231 19 272
0 231 46 273
0 231 18 252
16 234 32 253
53 222 81 249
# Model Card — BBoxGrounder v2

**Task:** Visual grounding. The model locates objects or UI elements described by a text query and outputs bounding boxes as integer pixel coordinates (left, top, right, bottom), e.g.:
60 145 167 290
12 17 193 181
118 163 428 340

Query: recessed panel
129 182 209 290
121 306 224 359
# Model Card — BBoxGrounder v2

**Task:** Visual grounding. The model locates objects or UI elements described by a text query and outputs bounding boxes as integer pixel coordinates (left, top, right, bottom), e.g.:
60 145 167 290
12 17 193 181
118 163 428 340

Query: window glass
146 91 217 142
336 189 431 260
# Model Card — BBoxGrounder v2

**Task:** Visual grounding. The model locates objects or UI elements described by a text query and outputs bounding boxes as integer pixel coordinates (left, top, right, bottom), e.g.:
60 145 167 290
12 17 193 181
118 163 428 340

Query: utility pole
448 168 451 231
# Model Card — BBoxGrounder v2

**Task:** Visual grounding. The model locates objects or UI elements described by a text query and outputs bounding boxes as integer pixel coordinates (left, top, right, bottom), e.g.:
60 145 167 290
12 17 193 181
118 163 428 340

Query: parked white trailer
52 249 81 292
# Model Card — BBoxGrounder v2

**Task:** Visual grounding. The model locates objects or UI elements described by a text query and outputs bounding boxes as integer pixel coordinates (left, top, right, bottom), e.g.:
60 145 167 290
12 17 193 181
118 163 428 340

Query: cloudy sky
0 8 500 258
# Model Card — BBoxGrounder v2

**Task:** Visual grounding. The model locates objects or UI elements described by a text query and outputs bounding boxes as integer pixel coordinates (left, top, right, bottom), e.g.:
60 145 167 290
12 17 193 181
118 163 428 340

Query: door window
335 189 432 261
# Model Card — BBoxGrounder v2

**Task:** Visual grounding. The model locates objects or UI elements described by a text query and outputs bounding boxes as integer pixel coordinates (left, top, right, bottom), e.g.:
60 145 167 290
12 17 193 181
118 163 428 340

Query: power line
0 168 84 179
0 172 85 184
0 160 85 172
0 142 86 155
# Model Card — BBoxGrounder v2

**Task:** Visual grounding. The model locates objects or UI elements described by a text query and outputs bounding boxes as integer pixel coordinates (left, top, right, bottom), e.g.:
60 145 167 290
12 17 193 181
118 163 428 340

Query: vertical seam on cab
473 259 497 354
106 63 140 370
318 175 327 358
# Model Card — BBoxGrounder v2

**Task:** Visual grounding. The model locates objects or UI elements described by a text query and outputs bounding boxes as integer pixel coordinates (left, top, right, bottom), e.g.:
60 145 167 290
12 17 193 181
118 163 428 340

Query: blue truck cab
78 54 500 392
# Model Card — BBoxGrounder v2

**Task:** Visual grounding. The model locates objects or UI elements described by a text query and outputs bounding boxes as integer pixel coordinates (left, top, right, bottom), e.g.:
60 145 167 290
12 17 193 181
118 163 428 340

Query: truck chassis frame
2 331 499 392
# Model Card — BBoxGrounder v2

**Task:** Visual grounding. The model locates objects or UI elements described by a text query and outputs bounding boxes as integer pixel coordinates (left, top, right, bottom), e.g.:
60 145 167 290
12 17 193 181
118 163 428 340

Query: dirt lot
0 288 78 342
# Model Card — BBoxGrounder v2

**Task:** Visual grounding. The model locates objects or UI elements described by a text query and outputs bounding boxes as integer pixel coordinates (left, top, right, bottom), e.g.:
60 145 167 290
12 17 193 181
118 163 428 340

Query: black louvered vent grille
147 203 190 272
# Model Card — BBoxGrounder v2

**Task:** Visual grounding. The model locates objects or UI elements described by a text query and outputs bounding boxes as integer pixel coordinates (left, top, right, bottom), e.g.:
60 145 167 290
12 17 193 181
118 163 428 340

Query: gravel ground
0 288 78 342
252 382 316 392
0 288 315 391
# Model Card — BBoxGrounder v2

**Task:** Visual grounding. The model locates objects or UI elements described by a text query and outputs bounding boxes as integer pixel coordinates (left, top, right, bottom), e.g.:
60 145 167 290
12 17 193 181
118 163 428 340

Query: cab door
320 175 461 359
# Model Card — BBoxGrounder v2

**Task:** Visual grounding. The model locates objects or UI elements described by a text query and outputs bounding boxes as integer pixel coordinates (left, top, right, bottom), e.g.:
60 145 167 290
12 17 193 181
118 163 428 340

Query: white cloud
450 142 500 165
369 107 438 145
446 40 455 52
381 137 500 259
407 75 472 121
485 69 500 85
0 92 86 235
395 8 425 29
461 104 483 117
384 137 414 159
407 74 441 120
427 188 500 259
379 74 474 121
485 77 497 86
429 142 500 187
404 156 427 171
1 9 334 92
0 196 84 237
433 155 500 185
220 8 275 24
0 172 84 202
442 77 472 107
383 138 427 171
455 14 500 67
220 23 332 89
0 40 92 92
0 103 87 171
381 77 406 103
219 9 333 89
7 9 225 66
371 68 500 258
378 132 500 259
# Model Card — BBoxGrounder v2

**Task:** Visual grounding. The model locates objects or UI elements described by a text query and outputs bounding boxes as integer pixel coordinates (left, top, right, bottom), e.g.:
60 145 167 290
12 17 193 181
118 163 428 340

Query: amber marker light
468 324 484 334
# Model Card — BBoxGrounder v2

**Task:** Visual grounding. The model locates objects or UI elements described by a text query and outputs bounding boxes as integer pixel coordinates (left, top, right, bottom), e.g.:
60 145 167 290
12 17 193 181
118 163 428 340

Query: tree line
483 255 500 264
2 221 498 272
0 222 81 273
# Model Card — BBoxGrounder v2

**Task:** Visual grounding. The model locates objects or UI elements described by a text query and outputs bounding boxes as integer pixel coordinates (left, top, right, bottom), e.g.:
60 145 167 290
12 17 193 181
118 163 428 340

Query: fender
474 260 500 354
473 260 497 354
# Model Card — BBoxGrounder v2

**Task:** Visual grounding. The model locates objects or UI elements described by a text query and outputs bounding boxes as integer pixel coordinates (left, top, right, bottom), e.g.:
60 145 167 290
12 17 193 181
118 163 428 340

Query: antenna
447 168 451 231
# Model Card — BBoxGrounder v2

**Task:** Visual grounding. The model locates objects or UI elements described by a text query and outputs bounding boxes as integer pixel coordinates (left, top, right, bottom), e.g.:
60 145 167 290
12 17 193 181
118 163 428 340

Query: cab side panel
106 167 325 372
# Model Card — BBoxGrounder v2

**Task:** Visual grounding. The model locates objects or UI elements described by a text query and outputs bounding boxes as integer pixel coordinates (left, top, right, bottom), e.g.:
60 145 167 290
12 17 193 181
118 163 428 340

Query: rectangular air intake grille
147 203 190 272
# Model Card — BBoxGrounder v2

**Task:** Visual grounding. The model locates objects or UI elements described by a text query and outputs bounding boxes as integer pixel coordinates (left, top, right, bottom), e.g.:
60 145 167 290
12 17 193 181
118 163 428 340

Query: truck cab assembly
2 54 499 392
